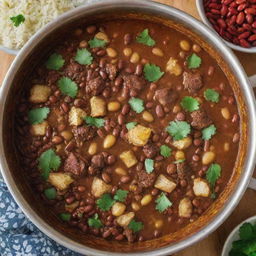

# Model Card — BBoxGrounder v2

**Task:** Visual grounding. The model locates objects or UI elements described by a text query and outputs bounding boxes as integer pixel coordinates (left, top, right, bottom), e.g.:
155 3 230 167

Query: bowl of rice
0 0 92 55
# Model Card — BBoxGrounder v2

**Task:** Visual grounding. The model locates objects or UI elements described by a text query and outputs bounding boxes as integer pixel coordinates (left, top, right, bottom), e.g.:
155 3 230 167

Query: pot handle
248 74 256 190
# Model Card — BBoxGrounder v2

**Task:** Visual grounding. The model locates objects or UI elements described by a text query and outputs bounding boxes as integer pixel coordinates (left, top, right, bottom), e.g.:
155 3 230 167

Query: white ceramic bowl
222 216 256 256
196 0 256 53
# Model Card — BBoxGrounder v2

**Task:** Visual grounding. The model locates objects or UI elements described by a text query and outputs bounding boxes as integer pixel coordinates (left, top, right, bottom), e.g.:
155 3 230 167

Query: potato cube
178 197 193 218
193 178 210 197
30 121 48 136
48 173 74 190
112 202 126 217
90 96 106 117
127 125 152 147
65 201 79 212
154 174 176 193
166 57 182 76
29 85 51 103
120 150 137 168
68 106 86 126
91 177 112 198
116 212 135 227
172 137 192 150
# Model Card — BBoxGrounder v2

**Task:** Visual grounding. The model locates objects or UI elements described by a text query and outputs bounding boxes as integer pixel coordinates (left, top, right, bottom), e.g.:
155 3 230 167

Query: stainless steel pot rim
0 1 256 255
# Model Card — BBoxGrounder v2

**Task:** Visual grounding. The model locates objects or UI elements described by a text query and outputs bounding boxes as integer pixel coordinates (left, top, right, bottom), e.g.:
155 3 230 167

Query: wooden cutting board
0 1 256 255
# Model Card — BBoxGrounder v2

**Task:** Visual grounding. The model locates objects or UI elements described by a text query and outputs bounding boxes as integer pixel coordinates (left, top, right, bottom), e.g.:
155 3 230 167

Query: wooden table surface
1 1 256 255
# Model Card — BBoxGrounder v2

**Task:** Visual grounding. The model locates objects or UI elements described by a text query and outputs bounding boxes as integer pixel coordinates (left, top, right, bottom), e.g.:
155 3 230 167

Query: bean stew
15 19 240 243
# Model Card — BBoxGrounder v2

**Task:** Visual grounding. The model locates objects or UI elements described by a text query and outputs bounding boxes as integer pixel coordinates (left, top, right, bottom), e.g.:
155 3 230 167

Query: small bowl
221 216 256 256
196 0 256 53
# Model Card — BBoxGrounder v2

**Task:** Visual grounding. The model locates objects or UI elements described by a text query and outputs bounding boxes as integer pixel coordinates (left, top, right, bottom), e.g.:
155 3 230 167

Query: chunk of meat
191 109 212 129
154 174 176 193
154 88 178 106
123 74 146 91
193 178 210 197
183 72 203 94
64 152 85 176
177 162 189 179
143 144 158 158
72 126 96 145
105 63 117 80
86 77 105 96
137 169 156 189
178 198 193 218
91 177 112 197
123 228 135 243
91 153 105 169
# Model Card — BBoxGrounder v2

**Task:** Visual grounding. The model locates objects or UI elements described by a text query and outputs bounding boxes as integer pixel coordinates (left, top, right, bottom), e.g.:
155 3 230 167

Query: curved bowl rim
196 0 256 53
0 0 256 255
221 215 256 256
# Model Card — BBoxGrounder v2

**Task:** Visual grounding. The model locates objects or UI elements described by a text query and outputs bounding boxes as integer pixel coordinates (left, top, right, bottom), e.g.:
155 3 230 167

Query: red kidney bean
238 31 251 39
245 7 256 15
236 12 245 25
248 34 256 41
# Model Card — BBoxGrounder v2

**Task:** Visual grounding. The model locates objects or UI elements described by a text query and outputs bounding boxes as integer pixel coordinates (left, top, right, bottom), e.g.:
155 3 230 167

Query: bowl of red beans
196 0 256 52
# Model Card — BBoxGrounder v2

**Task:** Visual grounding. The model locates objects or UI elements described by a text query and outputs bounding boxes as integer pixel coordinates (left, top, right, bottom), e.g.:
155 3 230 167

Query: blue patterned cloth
0 174 82 256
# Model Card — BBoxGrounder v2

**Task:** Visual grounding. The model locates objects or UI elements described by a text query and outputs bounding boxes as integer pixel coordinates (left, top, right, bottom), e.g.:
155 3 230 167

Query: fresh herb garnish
57 77 78 98
136 29 156 46
145 158 154 173
143 63 164 82
84 116 105 128
89 37 107 48
46 53 65 70
75 48 93 65
114 189 128 202
206 163 221 189
88 213 103 228
128 97 144 114
155 192 172 213
10 14 25 27
181 96 200 112
44 187 57 200
59 213 71 221
28 107 50 125
202 124 217 140
187 53 202 69
126 122 137 130
160 145 172 158
204 89 220 103
228 222 256 256
38 149 61 180
166 121 191 141
96 193 115 211
128 220 144 233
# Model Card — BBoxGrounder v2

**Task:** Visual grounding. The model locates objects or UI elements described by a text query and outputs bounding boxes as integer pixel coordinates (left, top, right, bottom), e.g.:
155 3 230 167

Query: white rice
0 0 77 49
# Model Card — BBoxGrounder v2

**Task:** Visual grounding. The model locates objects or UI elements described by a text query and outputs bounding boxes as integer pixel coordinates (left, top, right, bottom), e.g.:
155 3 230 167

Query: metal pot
1 1 256 255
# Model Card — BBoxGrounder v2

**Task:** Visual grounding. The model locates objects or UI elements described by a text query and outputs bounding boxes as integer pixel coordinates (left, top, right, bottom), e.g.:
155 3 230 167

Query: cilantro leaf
166 121 191 141
75 48 93 65
155 192 172 213
128 220 144 233
38 149 61 180
126 122 137 130
239 223 256 241
10 14 25 27
44 187 57 200
187 53 202 69
46 53 65 70
28 107 50 125
96 193 115 211
84 116 105 127
204 89 220 103
145 158 154 173
136 29 156 46
181 96 200 112
202 124 217 140
143 63 164 82
59 213 71 221
128 97 144 113
88 213 103 228
114 189 128 202
206 163 221 188
160 145 172 158
89 37 107 48
57 77 78 98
